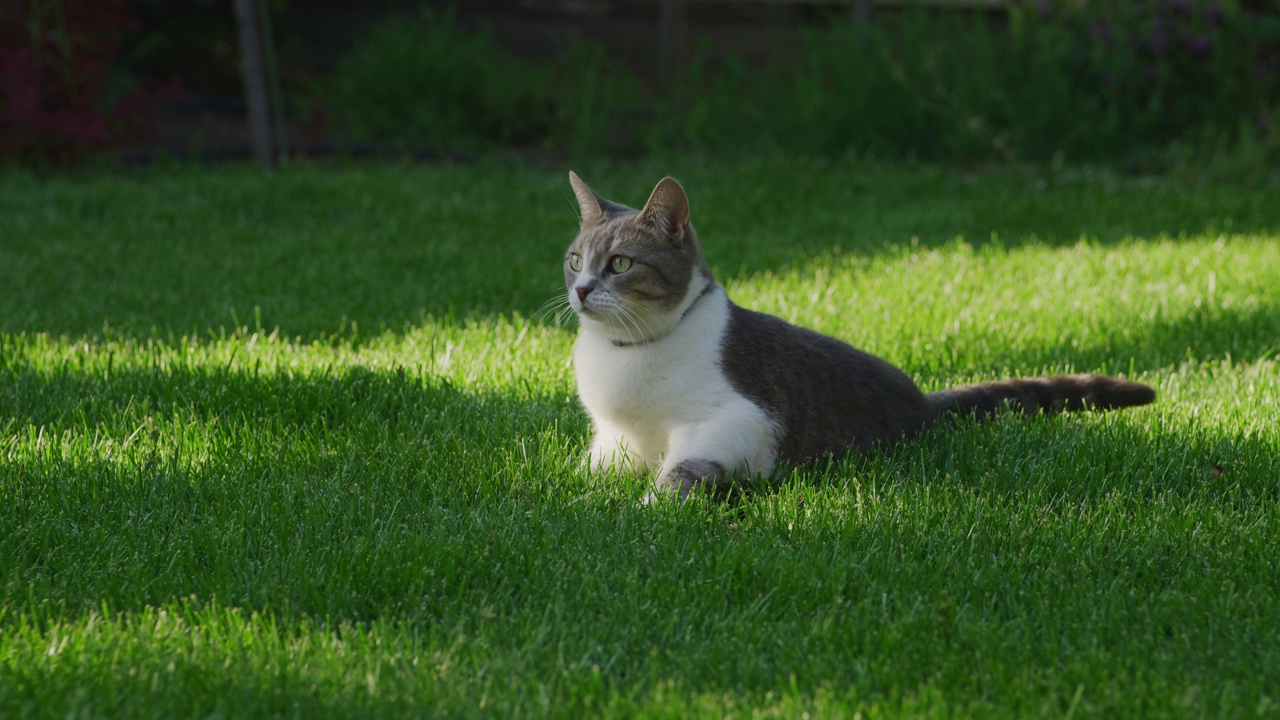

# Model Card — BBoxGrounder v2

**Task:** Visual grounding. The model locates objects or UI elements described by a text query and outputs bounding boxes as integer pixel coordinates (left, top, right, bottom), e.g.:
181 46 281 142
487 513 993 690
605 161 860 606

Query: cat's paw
639 477 683 506
584 446 612 474
639 487 675 506
585 435 645 475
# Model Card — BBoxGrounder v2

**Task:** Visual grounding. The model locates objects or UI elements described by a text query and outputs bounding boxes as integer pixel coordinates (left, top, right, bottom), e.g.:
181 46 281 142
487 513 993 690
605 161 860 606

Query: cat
562 172 1156 502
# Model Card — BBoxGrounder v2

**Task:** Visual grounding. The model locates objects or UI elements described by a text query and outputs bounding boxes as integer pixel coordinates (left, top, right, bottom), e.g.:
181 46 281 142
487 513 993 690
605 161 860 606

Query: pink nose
576 286 591 301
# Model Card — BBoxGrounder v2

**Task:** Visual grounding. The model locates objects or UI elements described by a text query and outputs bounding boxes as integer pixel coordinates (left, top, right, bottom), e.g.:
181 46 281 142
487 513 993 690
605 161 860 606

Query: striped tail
928 373 1156 421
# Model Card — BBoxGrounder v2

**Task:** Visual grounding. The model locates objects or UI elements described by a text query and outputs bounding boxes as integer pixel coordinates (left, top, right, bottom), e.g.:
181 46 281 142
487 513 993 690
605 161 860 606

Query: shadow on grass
670 161 1280 274
2 161 1278 341
0 361 590 622
5 418 1279 713
2 351 1278 712
3 349 1276 605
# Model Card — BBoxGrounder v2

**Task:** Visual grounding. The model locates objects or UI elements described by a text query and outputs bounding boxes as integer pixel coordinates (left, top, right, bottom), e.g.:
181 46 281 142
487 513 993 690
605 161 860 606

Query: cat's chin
577 311 666 345
573 307 610 327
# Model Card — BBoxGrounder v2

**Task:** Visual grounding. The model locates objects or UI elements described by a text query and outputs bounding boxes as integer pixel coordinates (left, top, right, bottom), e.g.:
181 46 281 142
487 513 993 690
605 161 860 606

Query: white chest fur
573 288 778 476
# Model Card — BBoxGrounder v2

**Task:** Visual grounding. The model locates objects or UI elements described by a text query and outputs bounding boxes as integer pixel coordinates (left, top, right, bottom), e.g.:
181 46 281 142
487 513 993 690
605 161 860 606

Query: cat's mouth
574 300 642 337
572 293 614 319
577 304 621 326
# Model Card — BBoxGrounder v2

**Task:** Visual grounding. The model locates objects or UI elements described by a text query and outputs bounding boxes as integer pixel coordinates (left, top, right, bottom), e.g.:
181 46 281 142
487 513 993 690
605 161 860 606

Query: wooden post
855 0 873 23
855 0 873 46
234 0 274 168
659 0 688 92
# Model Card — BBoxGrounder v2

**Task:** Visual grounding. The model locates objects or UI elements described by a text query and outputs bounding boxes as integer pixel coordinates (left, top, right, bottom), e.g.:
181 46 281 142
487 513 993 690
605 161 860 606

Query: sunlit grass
2 160 1278 718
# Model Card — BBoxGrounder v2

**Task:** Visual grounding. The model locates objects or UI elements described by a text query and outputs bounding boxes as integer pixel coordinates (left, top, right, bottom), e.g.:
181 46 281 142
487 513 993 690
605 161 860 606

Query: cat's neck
579 274 719 348
610 280 718 348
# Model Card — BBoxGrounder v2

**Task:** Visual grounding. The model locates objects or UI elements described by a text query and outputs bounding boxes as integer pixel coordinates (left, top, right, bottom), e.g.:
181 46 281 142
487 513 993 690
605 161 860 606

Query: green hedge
318 2 1280 165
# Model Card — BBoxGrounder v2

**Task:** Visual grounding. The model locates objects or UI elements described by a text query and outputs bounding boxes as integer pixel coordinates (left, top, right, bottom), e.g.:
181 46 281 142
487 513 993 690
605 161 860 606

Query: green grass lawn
1 159 1278 718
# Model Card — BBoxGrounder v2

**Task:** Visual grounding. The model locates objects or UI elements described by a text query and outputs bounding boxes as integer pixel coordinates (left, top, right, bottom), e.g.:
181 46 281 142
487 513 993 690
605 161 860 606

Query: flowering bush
671 0 1279 163
1016 0 1279 157
0 0 174 165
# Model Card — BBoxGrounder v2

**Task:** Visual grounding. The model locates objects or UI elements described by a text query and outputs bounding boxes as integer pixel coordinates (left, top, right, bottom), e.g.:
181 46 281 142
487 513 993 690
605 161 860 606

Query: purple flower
1036 0 1053 19
1090 22 1114 41
1182 34 1212 58
1203 3 1224 25
1164 0 1191 17
1150 18 1168 55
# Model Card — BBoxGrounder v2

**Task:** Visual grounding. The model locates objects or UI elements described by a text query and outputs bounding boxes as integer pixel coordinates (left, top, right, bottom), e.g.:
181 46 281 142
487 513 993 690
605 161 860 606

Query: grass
1 158 1278 718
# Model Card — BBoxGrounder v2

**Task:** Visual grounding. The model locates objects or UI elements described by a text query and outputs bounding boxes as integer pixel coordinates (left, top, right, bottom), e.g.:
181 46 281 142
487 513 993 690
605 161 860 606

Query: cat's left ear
569 171 606 227
639 177 690 245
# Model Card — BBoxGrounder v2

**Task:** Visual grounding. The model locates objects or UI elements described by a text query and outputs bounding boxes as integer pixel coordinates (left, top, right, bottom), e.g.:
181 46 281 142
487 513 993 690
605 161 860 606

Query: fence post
855 0 872 22
659 0 688 92
234 0 275 168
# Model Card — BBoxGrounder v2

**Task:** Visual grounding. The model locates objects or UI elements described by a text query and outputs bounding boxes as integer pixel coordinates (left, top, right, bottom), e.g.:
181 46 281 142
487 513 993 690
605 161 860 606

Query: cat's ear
569 171 606 227
639 177 690 245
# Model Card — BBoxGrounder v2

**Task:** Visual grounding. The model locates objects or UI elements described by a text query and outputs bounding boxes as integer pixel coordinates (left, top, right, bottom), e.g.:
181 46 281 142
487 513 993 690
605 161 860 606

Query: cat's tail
927 373 1155 421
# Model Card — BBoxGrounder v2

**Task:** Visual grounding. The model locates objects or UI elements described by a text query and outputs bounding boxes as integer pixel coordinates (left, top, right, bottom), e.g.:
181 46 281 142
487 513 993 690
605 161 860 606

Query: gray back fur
721 308 937 460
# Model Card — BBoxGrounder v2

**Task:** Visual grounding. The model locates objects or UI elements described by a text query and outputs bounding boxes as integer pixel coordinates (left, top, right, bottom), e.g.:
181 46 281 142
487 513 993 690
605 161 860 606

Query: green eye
568 253 583 272
610 255 632 273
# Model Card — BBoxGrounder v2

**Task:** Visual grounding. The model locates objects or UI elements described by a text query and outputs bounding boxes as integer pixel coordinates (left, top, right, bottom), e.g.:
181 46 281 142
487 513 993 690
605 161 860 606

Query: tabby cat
563 172 1155 502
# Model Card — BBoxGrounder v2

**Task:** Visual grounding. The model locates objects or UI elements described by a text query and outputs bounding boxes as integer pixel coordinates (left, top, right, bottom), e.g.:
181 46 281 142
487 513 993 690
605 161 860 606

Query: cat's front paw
584 445 613 474
639 475 685 506
585 434 644 475
639 485 676 506
584 448 622 475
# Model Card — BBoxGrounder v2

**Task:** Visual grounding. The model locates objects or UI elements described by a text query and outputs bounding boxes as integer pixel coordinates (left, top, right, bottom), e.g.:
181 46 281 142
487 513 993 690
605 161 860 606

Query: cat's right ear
569 171 605 228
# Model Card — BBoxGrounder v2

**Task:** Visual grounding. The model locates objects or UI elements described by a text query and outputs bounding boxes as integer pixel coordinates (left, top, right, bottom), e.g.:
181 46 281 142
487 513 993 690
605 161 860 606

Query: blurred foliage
673 0 1280 163
316 0 1279 168
0 0 176 165
7 0 1275 168
316 7 551 153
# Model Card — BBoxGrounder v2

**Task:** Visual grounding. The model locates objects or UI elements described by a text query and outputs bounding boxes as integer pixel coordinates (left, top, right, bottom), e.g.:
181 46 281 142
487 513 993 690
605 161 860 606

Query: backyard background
3 1 1280 718
5 0 1280 168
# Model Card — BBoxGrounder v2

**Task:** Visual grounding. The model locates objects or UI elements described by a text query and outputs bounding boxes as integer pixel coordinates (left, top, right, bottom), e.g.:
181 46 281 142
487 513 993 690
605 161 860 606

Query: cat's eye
609 255 632 273
568 253 583 272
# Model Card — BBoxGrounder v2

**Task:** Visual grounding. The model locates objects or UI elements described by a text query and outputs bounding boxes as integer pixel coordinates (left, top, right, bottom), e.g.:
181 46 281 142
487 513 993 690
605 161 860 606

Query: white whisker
618 297 659 343
615 304 645 344
531 296 563 322
533 293 579 331
608 299 642 343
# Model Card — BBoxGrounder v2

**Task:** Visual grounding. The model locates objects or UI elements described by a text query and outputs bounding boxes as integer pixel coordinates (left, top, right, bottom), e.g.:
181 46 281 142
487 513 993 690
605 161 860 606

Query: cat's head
564 172 713 344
